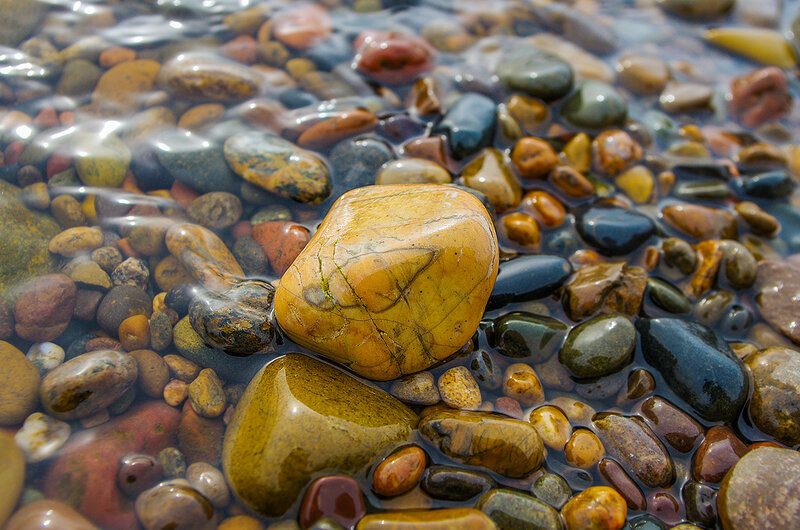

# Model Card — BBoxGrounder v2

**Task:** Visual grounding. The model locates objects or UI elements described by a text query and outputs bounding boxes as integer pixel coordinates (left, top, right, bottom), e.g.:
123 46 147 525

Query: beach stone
298 110 379 151
357 508 495 529
529 405 571 450
592 130 642 176
273 4 331 50
561 81 627 129
376 158 449 186
188 368 226 418
43 401 180 529
111 257 149 290
27 342 65 374
418 410 544 479
372 446 426 498
564 429 605 469
637 318 748 422
0 0 47 47
746 347 800 445
431 93 496 159
593 413 673 488
502 363 544 406
92 59 161 115
420 465 496 502
493 311 567 363
178 402 224 465
158 55 261 102
438 366 482 410
706 28 796 69
73 132 130 188
49 227 104 258
40 350 137 420
354 30 435 85
489 255 572 310
561 487 626 530
274 185 498 381
598 459 645 511
232 236 269 276
662 203 737 240
189 280 276 356
187 192 242 230
389 372 440 405
186 462 229 508
718 447 800 529
617 56 670 95
475 488 562 530
575 203 655 256
329 137 394 191
300 475 365 529
461 148 522 213
165 223 243 291
4 500 97 530
730 67 792 128
14 274 76 342
659 82 713 114
755 260 800 345
97 285 152 337
14 411 70 463
117 453 162 497
562 262 646 321
0 181 60 296
224 131 331 204
658 0 733 19
511 138 559 180
0 433 24 526
135 481 217 530
155 130 240 193
223 354 417 517
130 349 169 398
560 314 636 378
252 221 310 275
692 425 747 483
497 47 573 102
640 397 703 453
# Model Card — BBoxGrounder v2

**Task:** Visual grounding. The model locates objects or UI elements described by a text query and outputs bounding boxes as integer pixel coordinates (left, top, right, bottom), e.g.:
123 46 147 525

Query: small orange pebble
99 46 136 68
372 446 427 497
170 180 200 209
119 314 150 351
220 35 258 65
116 237 141 259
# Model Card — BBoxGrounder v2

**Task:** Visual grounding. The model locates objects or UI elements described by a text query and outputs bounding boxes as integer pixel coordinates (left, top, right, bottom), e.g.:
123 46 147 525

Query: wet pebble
188 368 226 418
560 81 627 129
616 56 670 95
564 428 605 469
559 314 636 378
354 30 435 85
476 488 562 530
186 462 229 508
117 453 163 497
372 446 426 498
157 447 187 479
493 312 567 363
575 203 655 256
389 372 441 406
438 366 482 410
14 412 70 463
746 347 800 445
532 472 571 510
135 480 217 530
599 458 646 511
489 255 572 310
497 47 573 102
14 274 76 342
639 396 703 453
561 486 627 530
692 425 747 483
26 342 64 374
420 465 496 502
502 363 544 406
299 475 365 530
431 93 496 159
187 192 242 230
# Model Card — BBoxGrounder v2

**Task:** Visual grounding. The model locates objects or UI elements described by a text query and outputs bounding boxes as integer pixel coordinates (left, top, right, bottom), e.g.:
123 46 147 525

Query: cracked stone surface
273 184 499 380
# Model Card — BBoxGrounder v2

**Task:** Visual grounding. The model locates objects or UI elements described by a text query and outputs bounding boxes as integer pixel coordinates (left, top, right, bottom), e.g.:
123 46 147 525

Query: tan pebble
49 226 104 257
119 314 150 351
188 368 227 418
437 366 482 410
178 103 226 133
529 405 572 450
503 363 544 407
565 429 605 469
389 371 440 406
549 397 595 426
549 166 594 199
501 212 540 250
130 349 169 398
219 515 266 530
164 354 201 382
164 378 189 407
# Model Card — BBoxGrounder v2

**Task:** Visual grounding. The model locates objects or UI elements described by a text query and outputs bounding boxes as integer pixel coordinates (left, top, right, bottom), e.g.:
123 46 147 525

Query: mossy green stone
73 132 131 188
0 180 60 299
560 81 628 130
155 130 241 193
222 354 417 517
559 314 636 378
646 277 692 315
476 488 563 530
0 0 47 47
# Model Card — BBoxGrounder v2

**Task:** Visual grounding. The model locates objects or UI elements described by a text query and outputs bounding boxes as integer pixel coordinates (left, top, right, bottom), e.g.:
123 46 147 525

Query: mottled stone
158 55 261 102
372 446 426 498
561 81 627 129
274 185 498 380
756 260 800 345
135 481 217 530
561 487 626 530
476 488 562 530
461 148 522 214
560 314 636 378
493 312 567 363
662 203 737 240
165 223 243 291
223 354 417 517
746 347 800 445
718 447 800 530
593 413 673 488
419 410 543 479
4 500 97 530
224 131 331 204
640 396 703 453
562 262 646 321
357 508 495 529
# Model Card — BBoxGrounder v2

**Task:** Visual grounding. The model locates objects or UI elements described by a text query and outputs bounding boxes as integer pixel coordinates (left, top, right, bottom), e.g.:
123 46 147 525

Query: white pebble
14 412 71 463
26 342 65 374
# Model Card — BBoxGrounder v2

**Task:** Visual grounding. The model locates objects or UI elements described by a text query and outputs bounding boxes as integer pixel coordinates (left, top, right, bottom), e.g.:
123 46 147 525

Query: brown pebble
549 166 594 198
130 349 169 398
511 137 559 179
164 354 201 383
164 379 189 407
119 314 150 351
501 212 540 250
502 363 544 406
565 429 605 469
521 190 566 228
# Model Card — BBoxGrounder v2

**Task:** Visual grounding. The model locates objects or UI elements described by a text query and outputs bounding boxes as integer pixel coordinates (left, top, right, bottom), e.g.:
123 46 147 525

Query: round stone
372 446 426 498
497 47 574 102
560 81 628 129
559 314 636 378
420 465 496 502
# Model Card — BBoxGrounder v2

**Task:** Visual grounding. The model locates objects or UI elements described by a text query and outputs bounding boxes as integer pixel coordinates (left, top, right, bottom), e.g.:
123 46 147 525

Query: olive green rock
419 410 544 479
559 314 636 378
73 132 131 188
222 354 417 517
0 180 60 298
0 0 47 47
476 488 563 530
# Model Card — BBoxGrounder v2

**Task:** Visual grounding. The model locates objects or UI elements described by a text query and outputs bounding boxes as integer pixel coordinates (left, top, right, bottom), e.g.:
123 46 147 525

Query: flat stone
274 185 498 380
222 354 417 518
165 223 244 291
158 54 262 102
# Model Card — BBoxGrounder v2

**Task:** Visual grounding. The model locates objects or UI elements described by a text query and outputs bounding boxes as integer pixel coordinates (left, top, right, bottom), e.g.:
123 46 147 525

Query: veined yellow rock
705 28 797 69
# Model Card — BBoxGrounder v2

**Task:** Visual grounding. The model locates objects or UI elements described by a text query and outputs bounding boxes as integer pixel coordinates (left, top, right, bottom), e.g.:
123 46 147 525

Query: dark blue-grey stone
431 93 496 159
489 255 572 310
560 80 627 129
637 317 749 422
492 312 568 363
575 203 655 256
328 136 394 192
153 130 240 193
737 171 795 199
496 47 574 102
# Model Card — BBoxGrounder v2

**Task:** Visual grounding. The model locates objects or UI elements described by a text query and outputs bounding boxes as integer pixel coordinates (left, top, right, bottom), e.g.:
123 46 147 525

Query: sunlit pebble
14 412 71 463
26 342 65 374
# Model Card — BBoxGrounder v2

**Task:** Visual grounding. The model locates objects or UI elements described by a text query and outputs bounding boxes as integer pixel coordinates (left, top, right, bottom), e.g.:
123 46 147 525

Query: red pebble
33 107 58 129
59 111 76 126
170 180 201 209
272 4 331 50
354 30 436 85
730 66 792 128
692 425 748 483
494 396 524 419
4 140 26 165
46 152 73 179
299 475 366 529
252 221 311 275
230 220 253 240
220 35 258 64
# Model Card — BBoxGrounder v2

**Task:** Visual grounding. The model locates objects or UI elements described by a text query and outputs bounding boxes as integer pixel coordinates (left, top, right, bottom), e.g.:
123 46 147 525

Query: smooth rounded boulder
274 185 499 380
222 354 417 518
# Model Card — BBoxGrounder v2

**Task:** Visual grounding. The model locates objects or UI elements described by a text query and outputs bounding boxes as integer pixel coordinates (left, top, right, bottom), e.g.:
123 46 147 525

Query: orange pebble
170 180 201 209
116 237 141 258
99 46 136 68
119 314 150 351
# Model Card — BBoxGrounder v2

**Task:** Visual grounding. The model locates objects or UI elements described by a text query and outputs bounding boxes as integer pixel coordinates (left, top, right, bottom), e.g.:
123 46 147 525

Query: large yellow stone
274 184 499 380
